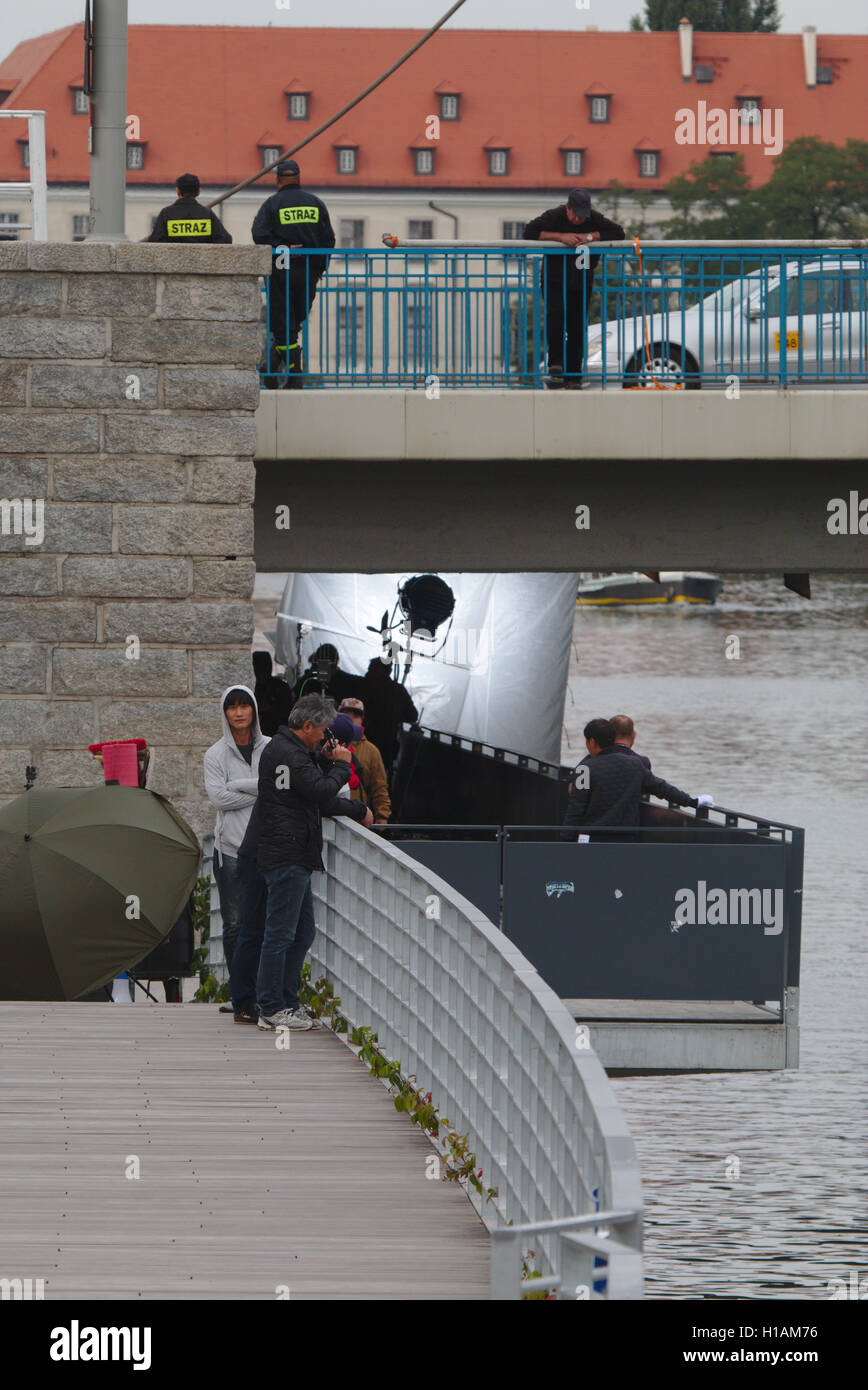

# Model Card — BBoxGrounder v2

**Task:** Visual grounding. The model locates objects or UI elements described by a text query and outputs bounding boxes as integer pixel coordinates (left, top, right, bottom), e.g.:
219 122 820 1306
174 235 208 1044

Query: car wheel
622 344 701 390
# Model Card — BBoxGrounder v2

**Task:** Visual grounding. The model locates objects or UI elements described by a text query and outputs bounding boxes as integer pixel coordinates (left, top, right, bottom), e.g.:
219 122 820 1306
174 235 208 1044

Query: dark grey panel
390 839 501 925
502 842 789 1000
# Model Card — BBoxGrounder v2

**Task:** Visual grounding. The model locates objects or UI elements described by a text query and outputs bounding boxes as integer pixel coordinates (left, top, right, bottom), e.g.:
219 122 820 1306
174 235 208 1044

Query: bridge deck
0 1004 489 1300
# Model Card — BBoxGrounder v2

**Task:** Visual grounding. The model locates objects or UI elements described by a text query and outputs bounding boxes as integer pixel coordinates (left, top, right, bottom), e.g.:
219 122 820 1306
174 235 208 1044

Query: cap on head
329 713 363 744
276 159 300 178
567 188 591 217
339 698 365 716
176 172 200 196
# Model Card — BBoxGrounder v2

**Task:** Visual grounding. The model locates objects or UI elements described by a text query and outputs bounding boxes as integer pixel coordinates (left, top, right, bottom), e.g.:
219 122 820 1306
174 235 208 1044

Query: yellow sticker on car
774 331 799 350
167 219 211 237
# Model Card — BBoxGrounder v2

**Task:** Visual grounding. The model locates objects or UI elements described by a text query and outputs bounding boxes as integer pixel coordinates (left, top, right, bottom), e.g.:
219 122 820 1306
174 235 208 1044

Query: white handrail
0 111 48 240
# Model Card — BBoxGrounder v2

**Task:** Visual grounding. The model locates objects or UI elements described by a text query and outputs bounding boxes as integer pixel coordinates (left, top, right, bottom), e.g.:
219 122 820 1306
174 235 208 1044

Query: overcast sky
4 0 865 63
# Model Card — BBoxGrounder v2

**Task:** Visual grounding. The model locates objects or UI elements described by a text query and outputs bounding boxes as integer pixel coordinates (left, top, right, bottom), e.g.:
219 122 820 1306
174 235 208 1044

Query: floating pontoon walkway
0 1003 489 1300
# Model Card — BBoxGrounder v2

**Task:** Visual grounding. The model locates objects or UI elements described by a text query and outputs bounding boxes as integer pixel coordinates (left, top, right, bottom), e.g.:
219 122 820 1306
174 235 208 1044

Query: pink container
100 740 141 787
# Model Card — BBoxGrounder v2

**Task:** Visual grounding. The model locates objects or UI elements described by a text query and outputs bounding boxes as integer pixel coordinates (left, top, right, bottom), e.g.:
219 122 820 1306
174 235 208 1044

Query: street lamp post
85 0 129 242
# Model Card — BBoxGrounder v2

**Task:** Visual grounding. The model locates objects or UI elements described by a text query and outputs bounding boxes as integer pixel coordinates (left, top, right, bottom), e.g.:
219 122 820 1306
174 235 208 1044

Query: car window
785 276 843 314
843 273 867 312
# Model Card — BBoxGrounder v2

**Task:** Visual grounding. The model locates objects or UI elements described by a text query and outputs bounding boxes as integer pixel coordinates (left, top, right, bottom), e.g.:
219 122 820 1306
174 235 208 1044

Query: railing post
490 1230 520 1300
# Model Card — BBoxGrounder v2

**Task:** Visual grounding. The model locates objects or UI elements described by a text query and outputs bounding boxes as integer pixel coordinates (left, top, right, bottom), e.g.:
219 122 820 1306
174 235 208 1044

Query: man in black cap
148 173 232 243
252 160 335 388
524 190 624 388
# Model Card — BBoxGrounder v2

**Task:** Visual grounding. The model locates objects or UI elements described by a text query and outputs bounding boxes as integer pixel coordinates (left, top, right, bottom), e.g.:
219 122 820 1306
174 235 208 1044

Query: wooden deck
0 1004 490 1300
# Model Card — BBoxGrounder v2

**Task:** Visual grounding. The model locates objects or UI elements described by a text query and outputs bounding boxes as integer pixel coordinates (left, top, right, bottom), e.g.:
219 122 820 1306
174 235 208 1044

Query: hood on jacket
220 684 269 754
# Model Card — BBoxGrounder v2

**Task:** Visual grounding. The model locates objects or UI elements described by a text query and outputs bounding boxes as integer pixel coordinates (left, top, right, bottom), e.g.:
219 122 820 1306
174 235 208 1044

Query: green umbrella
0 786 201 1001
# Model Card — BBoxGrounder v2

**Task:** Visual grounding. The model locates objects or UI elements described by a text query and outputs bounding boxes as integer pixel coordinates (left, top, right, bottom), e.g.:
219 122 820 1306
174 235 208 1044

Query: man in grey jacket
203 686 270 1013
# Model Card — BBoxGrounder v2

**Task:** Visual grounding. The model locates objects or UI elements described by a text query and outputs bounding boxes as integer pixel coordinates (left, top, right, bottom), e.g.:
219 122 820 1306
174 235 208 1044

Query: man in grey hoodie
203 686 270 1012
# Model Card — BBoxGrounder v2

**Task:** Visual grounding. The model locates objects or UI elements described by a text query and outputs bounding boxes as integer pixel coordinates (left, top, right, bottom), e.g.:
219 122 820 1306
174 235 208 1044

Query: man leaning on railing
524 189 625 391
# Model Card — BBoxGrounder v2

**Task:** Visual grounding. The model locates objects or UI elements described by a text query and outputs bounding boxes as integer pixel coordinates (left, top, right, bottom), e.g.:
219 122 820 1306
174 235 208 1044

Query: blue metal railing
259 242 868 390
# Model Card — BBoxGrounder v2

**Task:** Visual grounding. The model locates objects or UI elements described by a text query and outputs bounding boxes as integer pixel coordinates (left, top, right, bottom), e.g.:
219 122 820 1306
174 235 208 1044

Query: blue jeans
212 852 242 990
258 864 316 1019
230 854 269 1012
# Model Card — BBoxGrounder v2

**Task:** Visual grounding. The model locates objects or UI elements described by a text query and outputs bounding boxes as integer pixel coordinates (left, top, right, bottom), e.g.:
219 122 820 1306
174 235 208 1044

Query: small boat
577 572 723 606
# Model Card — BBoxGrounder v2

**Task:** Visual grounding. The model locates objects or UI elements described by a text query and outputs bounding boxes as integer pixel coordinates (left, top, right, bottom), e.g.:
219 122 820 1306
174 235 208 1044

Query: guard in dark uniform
524 189 624 388
252 159 335 388
148 172 232 243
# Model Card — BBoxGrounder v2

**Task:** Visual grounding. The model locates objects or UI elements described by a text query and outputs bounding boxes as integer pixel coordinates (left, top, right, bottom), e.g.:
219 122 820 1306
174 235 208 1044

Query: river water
562 575 868 1300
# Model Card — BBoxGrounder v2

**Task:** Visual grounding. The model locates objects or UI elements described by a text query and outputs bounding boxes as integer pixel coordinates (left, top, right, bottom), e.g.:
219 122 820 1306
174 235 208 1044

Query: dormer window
287 92 309 120
562 149 584 176
816 65 833 84
260 145 281 168
439 93 460 121
588 95 610 123
414 147 435 175
18 140 29 169
487 148 509 176
72 86 89 114
336 146 357 174
694 64 714 83
638 150 659 178
737 96 761 125
126 142 146 170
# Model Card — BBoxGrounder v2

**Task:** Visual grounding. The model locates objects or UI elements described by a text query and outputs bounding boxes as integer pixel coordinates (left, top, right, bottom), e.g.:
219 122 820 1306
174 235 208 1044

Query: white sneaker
257 1008 312 1032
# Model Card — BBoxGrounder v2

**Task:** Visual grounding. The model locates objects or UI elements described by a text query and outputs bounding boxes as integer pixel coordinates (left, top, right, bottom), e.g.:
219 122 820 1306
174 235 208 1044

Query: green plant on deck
301 967 497 1207
191 873 230 1003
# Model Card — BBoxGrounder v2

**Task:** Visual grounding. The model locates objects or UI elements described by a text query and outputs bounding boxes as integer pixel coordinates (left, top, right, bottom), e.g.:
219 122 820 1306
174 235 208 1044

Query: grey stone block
171 798 215 839
104 601 253 645
162 368 259 411
0 748 32 793
62 556 189 598
99 699 224 747
159 276 261 322
66 273 156 317
27 243 115 272
0 244 28 270
0 275 62 314
34 749 105 789
0 319 106 358
31 364 158 407
191 649 255 696
0 645 47 694
117 505 253 557
191 559 256 598
115 244 270 276
0 413 100 454
188 458 256 504
0 503 112 555
137 748 189 800
104 413 256 457
0 365 26 405
53 647 189 696
0 557 58 594
111 320 261 365
53 457 187 503
0 698 95 745
0 458 48 497
0 600 96 642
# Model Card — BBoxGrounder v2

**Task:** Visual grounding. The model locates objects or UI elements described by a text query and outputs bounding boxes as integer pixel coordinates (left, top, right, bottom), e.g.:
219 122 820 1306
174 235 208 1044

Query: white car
586 258 868 387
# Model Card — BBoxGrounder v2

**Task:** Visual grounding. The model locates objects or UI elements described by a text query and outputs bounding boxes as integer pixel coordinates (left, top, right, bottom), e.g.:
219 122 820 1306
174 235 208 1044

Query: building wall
0 241 270 835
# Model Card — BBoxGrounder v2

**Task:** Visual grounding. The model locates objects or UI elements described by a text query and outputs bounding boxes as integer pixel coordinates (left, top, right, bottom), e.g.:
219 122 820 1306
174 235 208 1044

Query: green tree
757 137 868 238
664 153 762 237
638 0 779 29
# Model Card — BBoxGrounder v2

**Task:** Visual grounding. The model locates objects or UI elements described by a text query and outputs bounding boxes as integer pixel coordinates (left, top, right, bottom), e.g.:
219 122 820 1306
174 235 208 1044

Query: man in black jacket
252 159 335 387
562 718 712 835
148 173 232 243
524 190 624 388
243 694 372 1031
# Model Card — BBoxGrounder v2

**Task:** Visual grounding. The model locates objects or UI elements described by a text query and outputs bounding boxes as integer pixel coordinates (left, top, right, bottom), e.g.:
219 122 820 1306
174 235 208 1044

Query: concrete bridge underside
255 390 868 571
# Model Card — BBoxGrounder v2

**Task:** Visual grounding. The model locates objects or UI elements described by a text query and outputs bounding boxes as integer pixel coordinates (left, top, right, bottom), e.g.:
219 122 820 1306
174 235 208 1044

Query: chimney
678 17 693 83
802 26 817 88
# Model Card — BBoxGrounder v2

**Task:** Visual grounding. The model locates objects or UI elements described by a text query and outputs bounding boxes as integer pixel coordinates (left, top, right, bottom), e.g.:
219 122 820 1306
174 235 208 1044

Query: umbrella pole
127 973 161 1003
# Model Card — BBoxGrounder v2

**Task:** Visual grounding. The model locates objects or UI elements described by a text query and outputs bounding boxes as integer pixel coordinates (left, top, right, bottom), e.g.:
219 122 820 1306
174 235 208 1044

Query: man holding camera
244 694 372 1032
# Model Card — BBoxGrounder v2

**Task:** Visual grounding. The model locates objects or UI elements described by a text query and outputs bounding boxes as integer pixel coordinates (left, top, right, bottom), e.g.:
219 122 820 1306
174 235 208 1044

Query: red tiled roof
0 25 864 192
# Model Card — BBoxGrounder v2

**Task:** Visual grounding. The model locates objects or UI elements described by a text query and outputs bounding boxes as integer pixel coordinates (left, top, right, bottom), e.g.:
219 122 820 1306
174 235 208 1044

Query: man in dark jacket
251 650 293 737
148 173 232 243
610 714 652 771
246 694 372 1031
252 159 335 387
359 657 419 780
524 190 624 388
562 718 712 834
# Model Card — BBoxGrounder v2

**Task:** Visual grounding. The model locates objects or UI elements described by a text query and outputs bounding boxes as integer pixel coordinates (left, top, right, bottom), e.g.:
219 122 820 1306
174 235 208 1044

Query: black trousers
269 260 320 352
544 268 593 377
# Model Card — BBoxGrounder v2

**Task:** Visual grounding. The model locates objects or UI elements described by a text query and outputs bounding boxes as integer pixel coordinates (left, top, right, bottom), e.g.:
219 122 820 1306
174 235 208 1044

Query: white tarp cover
275 572 578 765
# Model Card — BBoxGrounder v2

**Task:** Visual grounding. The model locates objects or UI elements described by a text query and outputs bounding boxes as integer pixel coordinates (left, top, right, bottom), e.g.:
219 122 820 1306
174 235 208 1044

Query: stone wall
0 241 271 835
